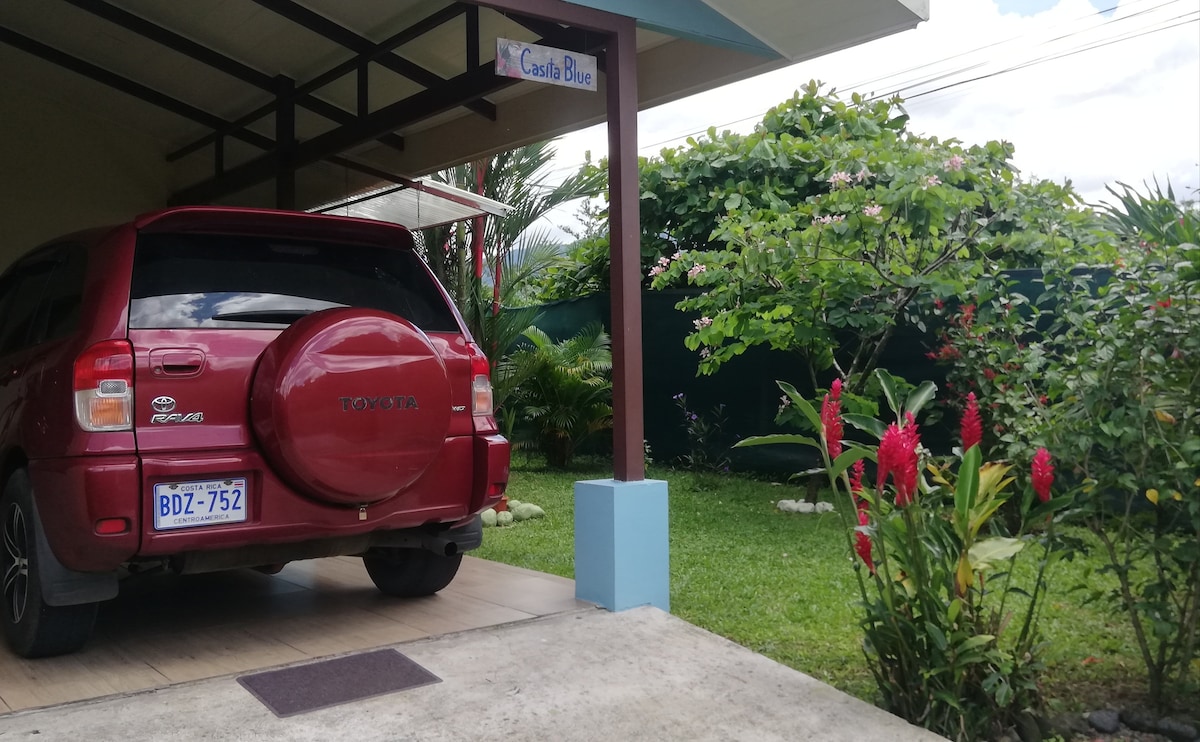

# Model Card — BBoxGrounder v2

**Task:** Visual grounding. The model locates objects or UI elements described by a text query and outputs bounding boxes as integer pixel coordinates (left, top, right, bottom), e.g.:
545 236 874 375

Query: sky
539 0 1200 235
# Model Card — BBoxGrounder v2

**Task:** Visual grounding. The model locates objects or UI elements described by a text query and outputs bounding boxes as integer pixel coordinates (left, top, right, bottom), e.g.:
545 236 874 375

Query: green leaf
932 690 965 711
1026 493 1073 521
874 369 902 418
968 497 1009 540
956 635 995 652
947 598 963 623
903 380 937 417
967 538 1025 572
734 433 819 450
844 414 887 440
926 623 949 651
777 381 822 431
829 447 871 479
956 445 981 526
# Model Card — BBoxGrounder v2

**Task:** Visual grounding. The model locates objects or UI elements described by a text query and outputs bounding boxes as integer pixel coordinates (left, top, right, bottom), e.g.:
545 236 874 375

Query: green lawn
474 462 1147 711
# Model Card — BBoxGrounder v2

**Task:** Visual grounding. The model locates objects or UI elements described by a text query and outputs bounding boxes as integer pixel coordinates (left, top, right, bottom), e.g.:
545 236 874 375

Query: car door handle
150 349 205 377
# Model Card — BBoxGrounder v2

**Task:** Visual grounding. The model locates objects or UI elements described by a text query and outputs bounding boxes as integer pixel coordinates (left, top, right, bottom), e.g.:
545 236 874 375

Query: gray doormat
237 648 441 717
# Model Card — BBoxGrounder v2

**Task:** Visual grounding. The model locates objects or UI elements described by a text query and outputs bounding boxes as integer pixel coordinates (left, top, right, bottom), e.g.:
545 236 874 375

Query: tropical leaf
903 380 937 417
734 433 819 450
967 538 1025 572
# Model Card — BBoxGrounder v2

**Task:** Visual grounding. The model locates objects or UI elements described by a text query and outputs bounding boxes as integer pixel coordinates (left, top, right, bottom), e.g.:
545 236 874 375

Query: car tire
1 471 98 658
362 549 463 598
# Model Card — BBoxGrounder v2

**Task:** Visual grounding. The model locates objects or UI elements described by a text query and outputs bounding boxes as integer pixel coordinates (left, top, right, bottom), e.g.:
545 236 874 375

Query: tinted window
32 244 88 344
0 274 16 353
130 234 459 332
0 256 56 356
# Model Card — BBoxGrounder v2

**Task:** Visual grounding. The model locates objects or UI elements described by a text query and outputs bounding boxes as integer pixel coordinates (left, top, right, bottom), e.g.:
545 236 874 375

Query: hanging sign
495 38 597 92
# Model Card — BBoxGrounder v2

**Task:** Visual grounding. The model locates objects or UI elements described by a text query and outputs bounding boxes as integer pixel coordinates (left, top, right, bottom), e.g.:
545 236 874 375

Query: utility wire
633 0 1186 156
905 13 1197 102
875 3 1194 101
538 0 1196 181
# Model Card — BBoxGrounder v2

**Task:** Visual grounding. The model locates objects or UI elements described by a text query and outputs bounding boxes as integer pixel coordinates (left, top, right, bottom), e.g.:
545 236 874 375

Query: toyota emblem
151 396 177 413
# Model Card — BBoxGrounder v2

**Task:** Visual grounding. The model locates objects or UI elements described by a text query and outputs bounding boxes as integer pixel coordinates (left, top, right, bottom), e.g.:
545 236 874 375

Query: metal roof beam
168 2 474 161
171 62 517 205
326 156 408 186
0 26 274 152
251 0 497 121
62 0 406 157
167 4 607 205
63 0 276 89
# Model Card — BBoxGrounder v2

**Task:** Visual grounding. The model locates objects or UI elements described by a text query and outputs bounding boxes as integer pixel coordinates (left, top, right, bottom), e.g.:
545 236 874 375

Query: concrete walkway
0 606 944 741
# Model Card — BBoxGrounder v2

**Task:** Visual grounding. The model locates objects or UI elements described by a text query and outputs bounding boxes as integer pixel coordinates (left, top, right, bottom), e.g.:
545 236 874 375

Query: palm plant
1098 178 1199 247
415 140 605 358
501 322 612 468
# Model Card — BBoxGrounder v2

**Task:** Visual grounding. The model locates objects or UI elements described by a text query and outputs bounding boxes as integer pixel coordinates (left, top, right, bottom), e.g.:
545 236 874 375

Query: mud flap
30 497 118 607
448 515 483 553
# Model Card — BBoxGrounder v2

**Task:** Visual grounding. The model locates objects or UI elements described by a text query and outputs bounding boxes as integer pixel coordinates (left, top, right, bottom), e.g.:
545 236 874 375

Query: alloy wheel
2 503 29 624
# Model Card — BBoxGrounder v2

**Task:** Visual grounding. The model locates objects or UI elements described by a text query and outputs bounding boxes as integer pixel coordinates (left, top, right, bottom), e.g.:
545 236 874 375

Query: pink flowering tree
636 83 1085 396
736 369 1071 740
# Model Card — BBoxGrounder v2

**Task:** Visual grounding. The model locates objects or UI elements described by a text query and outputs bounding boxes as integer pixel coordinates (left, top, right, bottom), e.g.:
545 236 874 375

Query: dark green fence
511 288 955 472
507 268 1099 472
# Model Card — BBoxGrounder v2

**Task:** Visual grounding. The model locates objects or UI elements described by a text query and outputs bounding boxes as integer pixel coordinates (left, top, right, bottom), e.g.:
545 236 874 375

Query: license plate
153 478 248 530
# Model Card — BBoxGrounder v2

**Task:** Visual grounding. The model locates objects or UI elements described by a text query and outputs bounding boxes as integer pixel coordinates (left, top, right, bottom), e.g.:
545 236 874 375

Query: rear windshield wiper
208 309 318 323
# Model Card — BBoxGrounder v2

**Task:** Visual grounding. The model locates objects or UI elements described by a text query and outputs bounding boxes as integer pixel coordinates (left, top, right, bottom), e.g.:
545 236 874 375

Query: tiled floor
0 556 588 714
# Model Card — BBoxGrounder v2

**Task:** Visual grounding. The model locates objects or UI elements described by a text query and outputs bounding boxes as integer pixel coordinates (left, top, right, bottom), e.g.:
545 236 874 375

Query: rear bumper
29 433 509 573
28 455 142 574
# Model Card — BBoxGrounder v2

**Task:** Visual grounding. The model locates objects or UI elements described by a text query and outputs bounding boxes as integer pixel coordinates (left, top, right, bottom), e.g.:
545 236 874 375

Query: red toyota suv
0 206 509 658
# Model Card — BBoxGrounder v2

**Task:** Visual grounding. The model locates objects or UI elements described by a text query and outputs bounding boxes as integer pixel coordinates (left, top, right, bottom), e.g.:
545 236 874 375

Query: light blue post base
574 478 669 611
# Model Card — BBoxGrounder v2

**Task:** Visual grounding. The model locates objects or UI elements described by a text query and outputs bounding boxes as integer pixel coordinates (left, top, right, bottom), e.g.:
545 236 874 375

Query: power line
877 3 1194 102
860 0 1175 85
637 0 1185 154
537 0 1197 181
904 13 1198 102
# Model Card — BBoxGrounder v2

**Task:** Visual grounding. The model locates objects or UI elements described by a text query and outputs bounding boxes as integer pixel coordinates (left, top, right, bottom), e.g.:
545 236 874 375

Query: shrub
502 322 613 468
738 370 1071 740
933 183 1200 707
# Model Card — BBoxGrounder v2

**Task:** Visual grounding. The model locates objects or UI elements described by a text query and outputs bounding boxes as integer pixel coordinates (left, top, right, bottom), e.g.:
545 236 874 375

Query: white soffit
308 177 512 230
700 0 930 62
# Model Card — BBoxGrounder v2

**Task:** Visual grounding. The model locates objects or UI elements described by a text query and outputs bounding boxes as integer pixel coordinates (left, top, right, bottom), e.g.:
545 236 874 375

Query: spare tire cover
251 308 452 505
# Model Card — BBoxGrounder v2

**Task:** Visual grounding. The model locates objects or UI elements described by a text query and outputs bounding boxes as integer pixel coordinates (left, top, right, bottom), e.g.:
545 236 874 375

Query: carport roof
0 0 928 212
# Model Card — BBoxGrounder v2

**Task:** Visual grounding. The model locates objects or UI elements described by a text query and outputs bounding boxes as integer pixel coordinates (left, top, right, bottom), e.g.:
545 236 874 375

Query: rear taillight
468 342 494 418
74 340 134 432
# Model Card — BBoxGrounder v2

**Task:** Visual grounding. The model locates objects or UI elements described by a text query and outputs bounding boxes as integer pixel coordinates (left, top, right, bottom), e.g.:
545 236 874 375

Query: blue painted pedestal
574 478 669 611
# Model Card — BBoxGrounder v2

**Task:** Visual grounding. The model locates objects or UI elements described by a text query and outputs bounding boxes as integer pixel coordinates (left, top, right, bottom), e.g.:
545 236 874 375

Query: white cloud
543 0 1199 235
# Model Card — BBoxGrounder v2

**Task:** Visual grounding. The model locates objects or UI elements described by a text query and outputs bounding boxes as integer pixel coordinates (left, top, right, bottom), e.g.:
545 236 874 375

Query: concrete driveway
0 605 945 741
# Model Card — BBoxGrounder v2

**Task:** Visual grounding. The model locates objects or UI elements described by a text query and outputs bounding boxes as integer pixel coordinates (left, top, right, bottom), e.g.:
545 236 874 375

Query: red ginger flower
821 379 844 460
1031 448 1053 502
848 459 867 512
878 415 920 507
961 393 982 452
855 509 875 575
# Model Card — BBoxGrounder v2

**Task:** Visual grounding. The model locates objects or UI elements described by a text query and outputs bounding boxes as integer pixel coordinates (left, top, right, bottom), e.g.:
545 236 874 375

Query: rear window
130 233 459 332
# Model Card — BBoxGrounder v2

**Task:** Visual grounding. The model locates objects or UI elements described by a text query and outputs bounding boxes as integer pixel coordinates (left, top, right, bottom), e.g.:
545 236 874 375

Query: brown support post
606 16 644 482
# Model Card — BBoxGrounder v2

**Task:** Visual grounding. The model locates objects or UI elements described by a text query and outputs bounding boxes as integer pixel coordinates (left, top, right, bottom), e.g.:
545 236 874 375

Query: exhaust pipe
422 536 459 557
